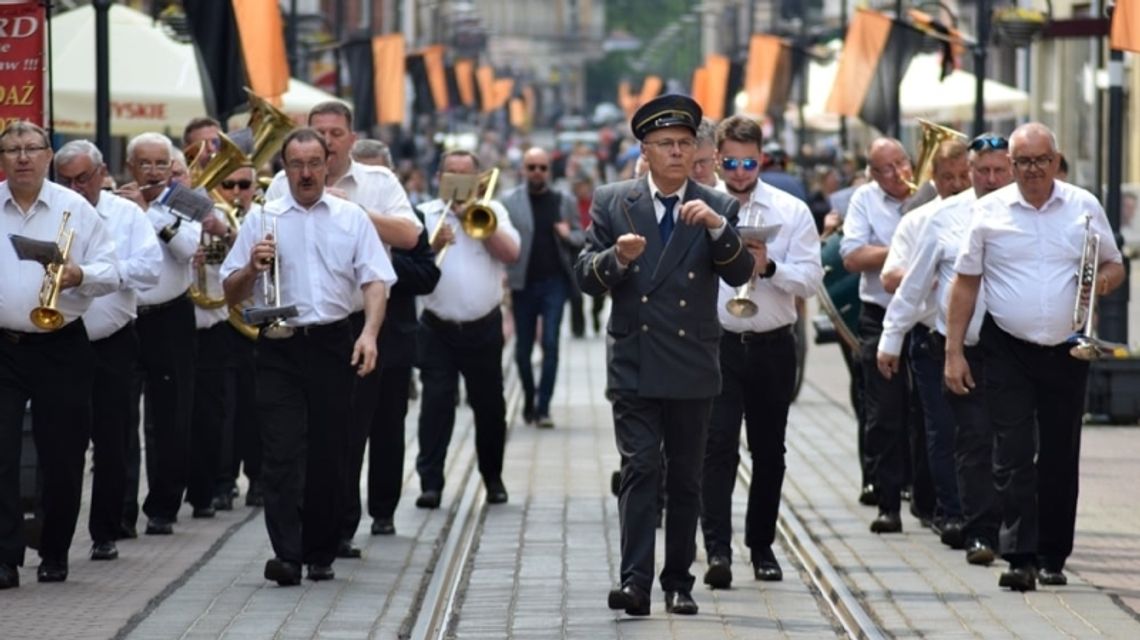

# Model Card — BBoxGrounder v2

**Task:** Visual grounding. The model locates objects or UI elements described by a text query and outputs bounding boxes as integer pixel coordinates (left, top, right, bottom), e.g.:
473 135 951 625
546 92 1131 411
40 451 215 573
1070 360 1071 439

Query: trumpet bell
909 119 967 193
462 203 497 239
246 90 294 171
194 132 249 193
725 297 759 319
29 307 65 331
263 322 294 340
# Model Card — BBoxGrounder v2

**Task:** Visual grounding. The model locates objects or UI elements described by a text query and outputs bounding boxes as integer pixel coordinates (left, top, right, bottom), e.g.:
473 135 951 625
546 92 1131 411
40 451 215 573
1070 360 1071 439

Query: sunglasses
220 179 253 190
969 135 1009 152
525 164 548 172
721 157 759 171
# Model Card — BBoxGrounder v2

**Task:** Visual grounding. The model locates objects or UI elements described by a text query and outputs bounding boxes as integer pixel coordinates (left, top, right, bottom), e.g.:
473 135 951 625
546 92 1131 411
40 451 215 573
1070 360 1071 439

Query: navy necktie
656 194 678 245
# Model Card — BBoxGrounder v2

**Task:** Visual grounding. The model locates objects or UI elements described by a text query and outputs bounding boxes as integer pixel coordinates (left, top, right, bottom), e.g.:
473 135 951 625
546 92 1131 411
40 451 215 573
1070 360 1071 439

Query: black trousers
859 303 911 513
702 327 796 562
934 333 999 546
981 316 1087 568
0 320 94 566
219 327 260 494
89 323 139 544
187 322 231 509
256 320 354 566
839 340 871 486
126 294 196 523
415 309 506 492
613 393 711 593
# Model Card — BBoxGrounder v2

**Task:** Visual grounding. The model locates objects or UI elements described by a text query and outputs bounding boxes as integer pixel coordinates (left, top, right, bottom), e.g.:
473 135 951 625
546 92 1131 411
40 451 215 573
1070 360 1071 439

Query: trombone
29 211 76 331
429 168 500 266
1069 213 1130 360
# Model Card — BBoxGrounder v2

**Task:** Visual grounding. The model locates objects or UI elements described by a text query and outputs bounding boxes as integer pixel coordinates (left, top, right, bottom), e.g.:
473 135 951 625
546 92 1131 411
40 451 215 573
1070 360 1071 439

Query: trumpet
30 211 76 331
1069 213 1130 360
725 209 762 318
429 168 500 266
246 213 297 339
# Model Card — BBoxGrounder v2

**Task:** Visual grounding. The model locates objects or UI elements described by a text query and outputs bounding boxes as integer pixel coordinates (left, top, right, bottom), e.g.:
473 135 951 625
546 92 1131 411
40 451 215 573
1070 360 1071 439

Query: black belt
138 291 189 316
983 315 1070 354
724 324 794 345
1 318 86 345
422 308 500 332
265 318 351 340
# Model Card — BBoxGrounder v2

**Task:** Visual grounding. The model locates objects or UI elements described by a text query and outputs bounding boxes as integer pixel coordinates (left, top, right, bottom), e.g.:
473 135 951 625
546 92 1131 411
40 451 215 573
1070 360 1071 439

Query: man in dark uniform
577 95 755 617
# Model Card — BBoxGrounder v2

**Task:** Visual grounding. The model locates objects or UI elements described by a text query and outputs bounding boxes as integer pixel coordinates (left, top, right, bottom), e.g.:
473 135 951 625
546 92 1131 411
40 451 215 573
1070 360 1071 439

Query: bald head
1008 122 1061 208
1008 122 1058 158
523 147 551 193
867 137 913 200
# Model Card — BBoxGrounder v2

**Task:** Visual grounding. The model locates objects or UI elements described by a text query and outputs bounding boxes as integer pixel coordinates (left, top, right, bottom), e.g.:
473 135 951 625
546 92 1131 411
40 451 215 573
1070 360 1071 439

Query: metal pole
892 0 903 137
1100 6 1128 344
972 0 990 136
93 0 112 159
334 0 345 96
839 0 848 150
287 0 299 76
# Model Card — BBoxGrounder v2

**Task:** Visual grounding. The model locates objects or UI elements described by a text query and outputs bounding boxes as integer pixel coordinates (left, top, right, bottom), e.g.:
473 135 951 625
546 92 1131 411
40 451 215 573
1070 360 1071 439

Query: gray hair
126 132 174 159
696 117 717 147
1008 123 1058 157
0 120 50 147
55 140 103 167
351 139 392 166
171 149 188 169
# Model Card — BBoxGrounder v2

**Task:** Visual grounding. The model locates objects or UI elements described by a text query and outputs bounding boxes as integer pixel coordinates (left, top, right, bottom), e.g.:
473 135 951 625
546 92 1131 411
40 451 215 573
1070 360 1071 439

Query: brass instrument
246 89 295 172
429 168 500 266
189 199 242 310
725 208 762 318
258 214 295 339
30 211 76 331
904 119 967 194
187 134 247 311
1069 213 1130 360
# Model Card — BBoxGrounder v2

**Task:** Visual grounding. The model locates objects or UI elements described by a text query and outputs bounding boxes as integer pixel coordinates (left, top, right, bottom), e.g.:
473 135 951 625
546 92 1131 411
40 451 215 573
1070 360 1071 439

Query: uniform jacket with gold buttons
575 177 754 399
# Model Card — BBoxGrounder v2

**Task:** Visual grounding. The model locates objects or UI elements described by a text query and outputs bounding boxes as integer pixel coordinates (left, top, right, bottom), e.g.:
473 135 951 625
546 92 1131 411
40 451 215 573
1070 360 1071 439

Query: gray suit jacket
500 185 585 291
575 177 755 399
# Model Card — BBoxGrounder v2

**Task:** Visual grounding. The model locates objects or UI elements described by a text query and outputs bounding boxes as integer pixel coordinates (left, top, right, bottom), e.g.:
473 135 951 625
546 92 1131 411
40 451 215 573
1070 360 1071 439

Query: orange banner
745 35 784 116
493 78 514 111
691 67 709 113
455 59 476 107
1111 0 1140 52
476 65 495 113
638 75 662 106
702 54 731 120
232 0 289 103
618 80 637 118
421 44 449 111
373 34 406 125
826 9 893 117
509 97 529 130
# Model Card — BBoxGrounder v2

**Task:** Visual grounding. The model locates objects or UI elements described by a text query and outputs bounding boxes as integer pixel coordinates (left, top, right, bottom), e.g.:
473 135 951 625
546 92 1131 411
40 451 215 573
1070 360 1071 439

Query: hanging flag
1111 0 1140 52
825 8 924 134
493 78 514 111
908 8 966 79
638 75 663 106
691 66 709 113
476 65 496 113
373 34 406 125
421 44 449 111
405 52 434 115
522 85 537 121
700 54 732 120
183 0 247 120
343 33 375 128
618 80 637 118
745 35 793 118
509 97 529 131
231 0 289 104
455 59 477 107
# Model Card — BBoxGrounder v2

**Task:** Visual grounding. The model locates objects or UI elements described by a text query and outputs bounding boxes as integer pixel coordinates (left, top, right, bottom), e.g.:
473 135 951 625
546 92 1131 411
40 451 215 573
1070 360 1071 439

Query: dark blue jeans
511 275 569 416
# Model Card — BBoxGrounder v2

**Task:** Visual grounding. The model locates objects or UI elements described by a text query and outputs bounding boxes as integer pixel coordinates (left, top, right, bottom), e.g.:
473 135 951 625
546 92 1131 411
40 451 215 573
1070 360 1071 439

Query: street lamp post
93 0 112 159
973 0 990 136
1101 3 1128 344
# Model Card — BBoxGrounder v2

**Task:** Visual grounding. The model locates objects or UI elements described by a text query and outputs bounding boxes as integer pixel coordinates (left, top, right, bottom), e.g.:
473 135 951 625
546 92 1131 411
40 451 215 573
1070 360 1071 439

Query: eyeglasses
525 164 548 172
644 138 697 152
133 160 171 171
870 162 908 177
1 145 49 158
220 179 253 190
58 166 101 187
721 157 759 172
286 159 326 173
1012 154 1054 171
969 135 1009 152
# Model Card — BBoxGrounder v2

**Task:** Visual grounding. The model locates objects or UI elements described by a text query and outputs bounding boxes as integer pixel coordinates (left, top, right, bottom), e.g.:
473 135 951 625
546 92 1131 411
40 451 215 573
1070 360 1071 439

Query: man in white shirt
700 115 822 590
0 122 119 588
946 122 1125 592
119 132 202 538
840 138 914 534
415 150 520 510
877 139 971 544
879 135 1013 564
221 128 395 586
690 117 726 192
56 140 162 563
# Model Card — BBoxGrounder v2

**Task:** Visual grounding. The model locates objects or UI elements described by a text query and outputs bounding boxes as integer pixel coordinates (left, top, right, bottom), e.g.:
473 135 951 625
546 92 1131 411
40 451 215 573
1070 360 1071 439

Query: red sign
0 1 46 131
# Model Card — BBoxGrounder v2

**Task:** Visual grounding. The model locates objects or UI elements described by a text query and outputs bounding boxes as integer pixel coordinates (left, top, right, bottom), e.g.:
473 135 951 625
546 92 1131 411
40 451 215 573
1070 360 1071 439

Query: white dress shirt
0 180 119 332
220 191 396 327
265 160 422 248
881 195 942 330
420 197 520 322
880 191 985 356
840 181 907 308
83 191 163 340
137 195 201 306
717 180 822 333
193 209 232 330
954 180 1123 346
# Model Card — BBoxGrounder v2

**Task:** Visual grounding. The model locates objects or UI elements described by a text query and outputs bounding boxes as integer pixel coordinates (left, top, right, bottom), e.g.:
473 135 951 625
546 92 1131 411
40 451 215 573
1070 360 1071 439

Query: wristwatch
759 259 777 279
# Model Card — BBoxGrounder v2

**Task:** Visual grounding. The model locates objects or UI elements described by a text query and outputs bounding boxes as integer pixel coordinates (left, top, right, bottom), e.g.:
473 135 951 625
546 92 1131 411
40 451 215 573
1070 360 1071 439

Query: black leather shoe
858 484 878 506
939 520 965 549
870 511 902 534
307 564 335 581
610 471 621 497
336 540 362 559
415 490 442 509
371 518 395 535
607 583 650 616
192 505 216 519
0 563 19 589
485 481 509 504
211 493 234 512
245 482 264 507
264 558 301 586
145 518 174 535
753 547 783 582
1038 567 1068 586
965 539 995 566
703 555 732 589
91 541 119 561
999 566 1037 592
664 590 698 615
37 559 68 583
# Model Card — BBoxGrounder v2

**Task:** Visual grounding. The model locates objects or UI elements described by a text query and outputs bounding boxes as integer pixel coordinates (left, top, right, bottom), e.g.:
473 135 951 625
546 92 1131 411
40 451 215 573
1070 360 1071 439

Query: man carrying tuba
0 121 120 588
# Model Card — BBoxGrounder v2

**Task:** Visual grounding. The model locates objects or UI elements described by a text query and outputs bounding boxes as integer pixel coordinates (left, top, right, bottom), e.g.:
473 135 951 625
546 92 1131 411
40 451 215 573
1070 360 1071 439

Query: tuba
246 89 294 172
29 211 76 331
905 119 967 194
429 168 500 266
1069 213 1130 360
187 133 249 310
